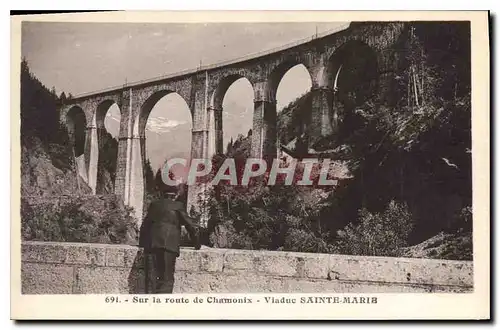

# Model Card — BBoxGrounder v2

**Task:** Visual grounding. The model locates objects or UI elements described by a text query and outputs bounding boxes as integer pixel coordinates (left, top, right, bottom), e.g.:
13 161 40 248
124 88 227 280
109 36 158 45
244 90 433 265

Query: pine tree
144 159 155 194
226 137 234 155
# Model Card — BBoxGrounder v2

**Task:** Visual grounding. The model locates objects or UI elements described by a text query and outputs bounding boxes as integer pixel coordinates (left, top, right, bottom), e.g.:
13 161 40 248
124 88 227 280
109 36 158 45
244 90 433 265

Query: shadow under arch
64 105 89 189
326 40 379 141
94 99 121 194
65 105 87 158
327 40 379 109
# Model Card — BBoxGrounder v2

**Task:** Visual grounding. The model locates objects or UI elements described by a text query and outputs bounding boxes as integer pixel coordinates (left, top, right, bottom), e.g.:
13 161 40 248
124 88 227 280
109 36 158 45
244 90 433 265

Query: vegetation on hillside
20 58 136 244
96 130 119 194
20 58 75 173
21 195 138 245
199 22 472 260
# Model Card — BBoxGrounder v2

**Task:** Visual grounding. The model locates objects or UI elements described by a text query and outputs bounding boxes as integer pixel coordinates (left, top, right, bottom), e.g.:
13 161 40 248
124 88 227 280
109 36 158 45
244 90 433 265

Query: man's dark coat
139 198 200 255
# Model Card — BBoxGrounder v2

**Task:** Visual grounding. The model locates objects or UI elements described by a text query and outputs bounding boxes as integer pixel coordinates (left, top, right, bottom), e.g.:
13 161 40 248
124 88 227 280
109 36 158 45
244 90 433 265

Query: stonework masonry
21 241 473 294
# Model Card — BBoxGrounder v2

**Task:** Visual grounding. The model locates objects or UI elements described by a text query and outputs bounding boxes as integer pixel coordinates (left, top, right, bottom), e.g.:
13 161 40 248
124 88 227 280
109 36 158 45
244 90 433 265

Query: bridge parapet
21 241 473 294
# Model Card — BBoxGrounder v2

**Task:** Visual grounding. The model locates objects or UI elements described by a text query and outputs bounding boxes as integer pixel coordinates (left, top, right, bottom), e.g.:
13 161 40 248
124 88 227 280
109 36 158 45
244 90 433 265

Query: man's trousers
145 248 177 293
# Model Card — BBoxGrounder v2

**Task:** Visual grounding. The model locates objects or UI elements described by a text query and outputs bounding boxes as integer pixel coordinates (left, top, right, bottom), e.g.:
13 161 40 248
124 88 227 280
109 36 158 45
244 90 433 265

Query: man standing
140 190 201 294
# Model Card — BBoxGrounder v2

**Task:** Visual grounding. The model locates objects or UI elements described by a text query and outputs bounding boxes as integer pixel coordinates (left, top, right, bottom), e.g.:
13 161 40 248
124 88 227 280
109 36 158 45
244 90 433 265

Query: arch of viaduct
60 22 408 223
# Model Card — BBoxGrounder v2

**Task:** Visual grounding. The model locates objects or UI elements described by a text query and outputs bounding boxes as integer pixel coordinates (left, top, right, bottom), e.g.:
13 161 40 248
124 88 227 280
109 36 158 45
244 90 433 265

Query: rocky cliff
20 137 92 197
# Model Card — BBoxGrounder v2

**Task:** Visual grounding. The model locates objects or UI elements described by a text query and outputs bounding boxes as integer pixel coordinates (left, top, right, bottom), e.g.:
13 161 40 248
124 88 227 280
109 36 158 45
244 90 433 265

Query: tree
20 59 74 170
319 22 472 242
144 160 156 194
226 137 234 155
95 130 119 194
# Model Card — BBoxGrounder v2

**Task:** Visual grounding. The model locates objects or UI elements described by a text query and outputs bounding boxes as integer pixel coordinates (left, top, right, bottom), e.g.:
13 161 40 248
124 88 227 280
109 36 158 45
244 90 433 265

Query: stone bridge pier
251 81 278 162
59 22 409 226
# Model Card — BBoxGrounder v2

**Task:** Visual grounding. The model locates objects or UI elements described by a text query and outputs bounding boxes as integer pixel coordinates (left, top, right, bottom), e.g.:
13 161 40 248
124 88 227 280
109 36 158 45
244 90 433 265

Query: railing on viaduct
71 23 351 99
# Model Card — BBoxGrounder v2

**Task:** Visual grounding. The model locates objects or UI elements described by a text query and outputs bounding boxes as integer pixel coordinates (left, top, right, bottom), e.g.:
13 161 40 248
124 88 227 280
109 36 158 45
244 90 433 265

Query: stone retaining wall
21 241 473 294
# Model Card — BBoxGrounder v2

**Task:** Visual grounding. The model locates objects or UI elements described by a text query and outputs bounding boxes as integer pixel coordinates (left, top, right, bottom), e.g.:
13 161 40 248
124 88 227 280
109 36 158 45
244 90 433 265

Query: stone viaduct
60 22 409 224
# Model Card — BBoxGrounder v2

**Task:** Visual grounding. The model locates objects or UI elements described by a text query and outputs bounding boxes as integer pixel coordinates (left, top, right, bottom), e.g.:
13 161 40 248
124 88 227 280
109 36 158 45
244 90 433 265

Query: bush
401 231 472 261
283 228 334 254
451 206 472 233
21 195 139 245
202 175 339 253
334 200 414 257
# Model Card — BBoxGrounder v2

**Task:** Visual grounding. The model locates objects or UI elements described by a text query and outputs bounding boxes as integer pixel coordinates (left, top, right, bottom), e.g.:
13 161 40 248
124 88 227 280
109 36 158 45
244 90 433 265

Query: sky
21 21 348 168
21 21 347 97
